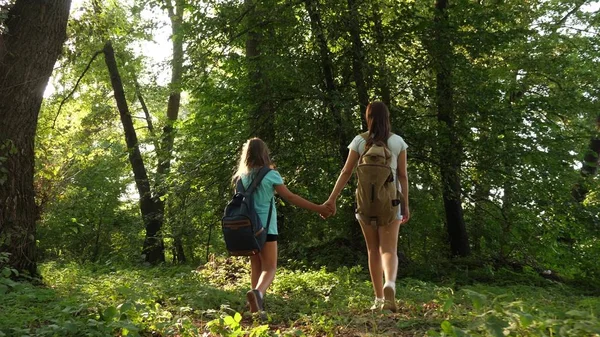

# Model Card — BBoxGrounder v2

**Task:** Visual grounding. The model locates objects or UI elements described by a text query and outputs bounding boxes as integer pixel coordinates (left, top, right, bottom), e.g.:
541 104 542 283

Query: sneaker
370 297 385 310
383 284 397 312
246 289 263 313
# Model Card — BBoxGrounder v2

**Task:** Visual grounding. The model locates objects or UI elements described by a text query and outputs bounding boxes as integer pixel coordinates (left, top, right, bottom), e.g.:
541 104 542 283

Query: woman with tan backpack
324 101 410 312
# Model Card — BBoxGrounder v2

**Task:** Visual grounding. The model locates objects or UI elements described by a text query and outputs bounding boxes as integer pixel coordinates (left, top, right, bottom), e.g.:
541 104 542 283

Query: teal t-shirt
241 170 283 235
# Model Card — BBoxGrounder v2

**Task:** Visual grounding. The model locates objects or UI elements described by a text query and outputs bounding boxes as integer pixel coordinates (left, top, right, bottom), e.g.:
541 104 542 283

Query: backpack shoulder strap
235 177 245 193
265 197 274 232
245 166 272 195
358 132 370 158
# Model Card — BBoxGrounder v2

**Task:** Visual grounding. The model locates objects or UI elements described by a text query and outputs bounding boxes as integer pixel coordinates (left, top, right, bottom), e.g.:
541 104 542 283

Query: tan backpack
355 132 402 227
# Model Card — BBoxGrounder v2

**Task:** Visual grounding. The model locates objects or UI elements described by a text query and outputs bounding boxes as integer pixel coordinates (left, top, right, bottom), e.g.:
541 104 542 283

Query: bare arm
274 184 331 215
397 149 410 223
324 150 360 214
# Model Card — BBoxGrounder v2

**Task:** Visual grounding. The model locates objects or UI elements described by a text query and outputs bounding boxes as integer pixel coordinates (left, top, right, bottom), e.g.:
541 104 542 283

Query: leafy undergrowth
1 257 599 336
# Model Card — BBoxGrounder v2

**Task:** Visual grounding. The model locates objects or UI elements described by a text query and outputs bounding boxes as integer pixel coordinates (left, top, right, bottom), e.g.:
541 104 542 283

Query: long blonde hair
232 138 273 183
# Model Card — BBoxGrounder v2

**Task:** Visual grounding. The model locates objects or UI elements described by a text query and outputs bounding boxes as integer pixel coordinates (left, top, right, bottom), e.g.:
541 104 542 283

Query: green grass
1 257 599 336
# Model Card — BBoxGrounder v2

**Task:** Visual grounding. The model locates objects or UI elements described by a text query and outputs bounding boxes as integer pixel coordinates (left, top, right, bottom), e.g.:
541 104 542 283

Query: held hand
318 204 332 219
324 199 336 217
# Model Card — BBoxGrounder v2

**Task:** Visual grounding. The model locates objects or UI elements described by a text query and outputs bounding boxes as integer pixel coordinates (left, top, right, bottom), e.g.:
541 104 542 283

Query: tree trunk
580 114 600 177
372 2 391 108
103 41 165 264
433 0 470 257
471 175 489 254
0 0 71 276
157 0 186 263
347 0 369 131
471 103 493 254
245 0 275 145
172 236 186 263
157 0 184 179
135 79 155 134
92 218 102 262
304 0 361 250
573 115 600 201
170 193 188 264
496 81 523 261
499 174 514 261
304 0 351 163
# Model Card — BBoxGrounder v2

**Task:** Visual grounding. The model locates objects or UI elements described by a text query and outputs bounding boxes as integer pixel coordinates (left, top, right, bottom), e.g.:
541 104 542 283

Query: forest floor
1 257 599 336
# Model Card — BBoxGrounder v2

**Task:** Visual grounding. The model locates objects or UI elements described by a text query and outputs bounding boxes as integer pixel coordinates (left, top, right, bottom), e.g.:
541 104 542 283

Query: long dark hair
365 101 391 148
232 137 273 183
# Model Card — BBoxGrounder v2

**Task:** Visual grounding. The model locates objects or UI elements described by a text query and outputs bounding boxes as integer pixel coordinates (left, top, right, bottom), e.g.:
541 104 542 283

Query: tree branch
52 50 103 129
553 0 587 33
134 79 155 134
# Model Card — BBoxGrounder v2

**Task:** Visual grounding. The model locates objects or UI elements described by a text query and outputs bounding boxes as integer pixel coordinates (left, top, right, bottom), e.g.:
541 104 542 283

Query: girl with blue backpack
232 137 332 313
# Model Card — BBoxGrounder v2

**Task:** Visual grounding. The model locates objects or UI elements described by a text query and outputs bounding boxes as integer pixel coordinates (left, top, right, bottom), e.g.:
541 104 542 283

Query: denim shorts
355 207 402 223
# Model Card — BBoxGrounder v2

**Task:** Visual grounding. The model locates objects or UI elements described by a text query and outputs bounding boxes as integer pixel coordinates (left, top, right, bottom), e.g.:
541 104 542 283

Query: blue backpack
221 167 273 256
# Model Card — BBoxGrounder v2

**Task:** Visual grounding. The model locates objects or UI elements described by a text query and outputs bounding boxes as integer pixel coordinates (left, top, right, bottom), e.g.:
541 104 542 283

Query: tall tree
574 115 600 201
303 0 351 163
157 0 184 180
371 1 391 108
245 0 275 145
157 0 186 263
582 116 600 174
103 41 165 264
346 0 369 131
431 0 469 257
0 0 71 275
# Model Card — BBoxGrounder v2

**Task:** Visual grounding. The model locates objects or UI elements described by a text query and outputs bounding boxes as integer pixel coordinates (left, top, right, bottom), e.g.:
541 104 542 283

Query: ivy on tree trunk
0 0 72 276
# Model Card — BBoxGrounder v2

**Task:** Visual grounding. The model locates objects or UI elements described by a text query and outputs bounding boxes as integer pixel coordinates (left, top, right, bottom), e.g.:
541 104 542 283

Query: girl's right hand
323 199 336 217
317 204 332 219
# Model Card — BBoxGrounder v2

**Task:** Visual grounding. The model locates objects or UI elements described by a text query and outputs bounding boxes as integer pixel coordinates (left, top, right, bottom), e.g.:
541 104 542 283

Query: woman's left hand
318 204 333 219
323 199 336 217
401 206 410 224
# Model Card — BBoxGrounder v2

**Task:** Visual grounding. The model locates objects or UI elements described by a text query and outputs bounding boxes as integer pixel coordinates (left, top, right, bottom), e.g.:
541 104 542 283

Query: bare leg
255 241 278 295
247 242 278 313
379 219 401 312
250 254 261 289
359 220 383 299
378 220 401 283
